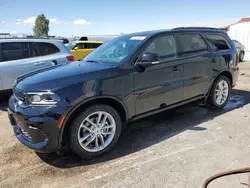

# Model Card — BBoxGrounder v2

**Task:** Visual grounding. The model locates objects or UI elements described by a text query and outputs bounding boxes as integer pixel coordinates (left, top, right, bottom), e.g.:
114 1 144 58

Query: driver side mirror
73 47 79 50
136 52 160 69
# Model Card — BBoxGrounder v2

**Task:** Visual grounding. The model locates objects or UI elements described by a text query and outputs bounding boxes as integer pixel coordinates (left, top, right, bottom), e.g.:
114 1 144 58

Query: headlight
26 92 61 105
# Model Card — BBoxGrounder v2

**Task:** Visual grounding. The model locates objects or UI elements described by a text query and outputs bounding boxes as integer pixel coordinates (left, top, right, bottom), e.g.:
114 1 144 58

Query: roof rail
173 27 220 30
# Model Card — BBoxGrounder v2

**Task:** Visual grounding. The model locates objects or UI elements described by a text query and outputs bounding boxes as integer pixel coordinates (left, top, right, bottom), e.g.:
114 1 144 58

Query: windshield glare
84 35 146 64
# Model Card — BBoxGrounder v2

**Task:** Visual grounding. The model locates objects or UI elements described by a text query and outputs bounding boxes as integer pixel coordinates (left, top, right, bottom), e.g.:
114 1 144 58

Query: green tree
33 14 49 38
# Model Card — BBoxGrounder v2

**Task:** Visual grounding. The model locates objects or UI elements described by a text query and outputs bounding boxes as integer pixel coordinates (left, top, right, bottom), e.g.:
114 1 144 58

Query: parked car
0 39 75 92
232 40 245 62
56 38 69 45
8 27 239 159
70 41 104 60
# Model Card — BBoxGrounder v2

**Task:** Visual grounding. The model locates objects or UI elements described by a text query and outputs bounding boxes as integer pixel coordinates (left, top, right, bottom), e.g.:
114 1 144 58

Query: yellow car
70 41 104 60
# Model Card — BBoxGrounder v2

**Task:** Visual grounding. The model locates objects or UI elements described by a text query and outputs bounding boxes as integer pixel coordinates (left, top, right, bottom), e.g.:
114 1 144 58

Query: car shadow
37 88 250 168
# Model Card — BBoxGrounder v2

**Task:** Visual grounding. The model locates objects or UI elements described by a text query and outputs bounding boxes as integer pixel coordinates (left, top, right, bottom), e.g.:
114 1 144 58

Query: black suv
8 28 239 159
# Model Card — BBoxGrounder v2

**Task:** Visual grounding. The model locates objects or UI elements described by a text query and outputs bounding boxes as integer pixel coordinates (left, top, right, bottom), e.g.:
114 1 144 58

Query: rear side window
30 43 41 57
178 34 208 55
205 34 230 50
85 43 102 48
31 42 60 56
1 42 29 61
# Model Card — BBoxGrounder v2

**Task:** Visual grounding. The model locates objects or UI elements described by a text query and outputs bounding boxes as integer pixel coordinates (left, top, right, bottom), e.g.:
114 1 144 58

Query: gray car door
0 42 49 90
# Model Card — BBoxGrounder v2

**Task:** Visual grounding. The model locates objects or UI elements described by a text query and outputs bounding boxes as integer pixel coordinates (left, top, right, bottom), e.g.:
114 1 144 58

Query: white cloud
17 19 21 21
64 22 69 25
10 31 17 34
49 18 57 23
23 17 36 24
2 20 5 24
73 19 91 25
16 22 22 25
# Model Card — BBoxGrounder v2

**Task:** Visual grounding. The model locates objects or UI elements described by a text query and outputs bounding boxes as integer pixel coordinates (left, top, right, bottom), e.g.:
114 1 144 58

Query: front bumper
8 95 66 153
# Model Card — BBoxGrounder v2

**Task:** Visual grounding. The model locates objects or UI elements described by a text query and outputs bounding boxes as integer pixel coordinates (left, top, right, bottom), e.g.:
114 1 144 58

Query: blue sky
0 0 250 36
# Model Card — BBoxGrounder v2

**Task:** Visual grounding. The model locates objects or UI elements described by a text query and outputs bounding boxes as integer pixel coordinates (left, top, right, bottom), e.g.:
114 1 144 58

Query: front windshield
84 35 147 64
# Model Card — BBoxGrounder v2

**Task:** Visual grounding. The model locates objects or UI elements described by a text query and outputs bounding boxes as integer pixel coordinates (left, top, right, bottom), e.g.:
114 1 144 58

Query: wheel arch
58 95 128 148
206 70 233 98
216 70 233 86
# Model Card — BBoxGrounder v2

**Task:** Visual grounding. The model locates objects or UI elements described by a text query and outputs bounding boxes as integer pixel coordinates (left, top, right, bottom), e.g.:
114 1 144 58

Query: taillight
66 55 75 62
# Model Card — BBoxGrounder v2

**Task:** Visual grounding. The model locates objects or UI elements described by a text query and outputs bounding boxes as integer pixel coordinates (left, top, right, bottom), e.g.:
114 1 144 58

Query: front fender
57 95 129 149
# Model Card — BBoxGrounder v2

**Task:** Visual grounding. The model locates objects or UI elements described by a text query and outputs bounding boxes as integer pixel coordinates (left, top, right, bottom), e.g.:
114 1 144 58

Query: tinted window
30 43 41 57
205 34 230 50
178 34 208 55
36 42 59 56
74 43 85 49
85 43 102 49
94 43 102 48
2 42 29 61
144 35 176 61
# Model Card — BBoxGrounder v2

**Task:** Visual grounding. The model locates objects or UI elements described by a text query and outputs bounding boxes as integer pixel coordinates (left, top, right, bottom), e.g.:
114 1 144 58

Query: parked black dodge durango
8 27 239 159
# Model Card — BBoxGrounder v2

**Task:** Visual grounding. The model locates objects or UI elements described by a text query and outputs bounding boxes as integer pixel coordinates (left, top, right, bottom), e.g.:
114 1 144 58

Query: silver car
0 39 74 91
232 40 245 62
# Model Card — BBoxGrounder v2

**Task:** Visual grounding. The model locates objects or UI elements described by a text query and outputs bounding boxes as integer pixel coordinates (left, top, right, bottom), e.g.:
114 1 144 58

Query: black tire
239 51 244 62
69 104 122 159
207 76 231 109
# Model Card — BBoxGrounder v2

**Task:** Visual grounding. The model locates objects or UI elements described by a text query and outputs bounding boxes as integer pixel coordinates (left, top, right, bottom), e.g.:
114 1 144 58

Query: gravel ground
1 63 250 188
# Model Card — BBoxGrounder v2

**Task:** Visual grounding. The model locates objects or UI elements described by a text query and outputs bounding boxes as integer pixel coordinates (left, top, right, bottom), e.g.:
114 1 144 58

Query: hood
16 61 114 91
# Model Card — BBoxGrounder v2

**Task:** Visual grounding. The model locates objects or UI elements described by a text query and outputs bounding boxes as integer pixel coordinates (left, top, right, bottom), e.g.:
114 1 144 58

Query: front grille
20 128 32 141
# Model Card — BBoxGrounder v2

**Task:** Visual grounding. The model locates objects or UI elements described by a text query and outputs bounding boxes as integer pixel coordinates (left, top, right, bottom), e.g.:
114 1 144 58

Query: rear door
71 43 88 60
0 42 35 90
29 42 67 66
0 41 65 90
176 33 221 100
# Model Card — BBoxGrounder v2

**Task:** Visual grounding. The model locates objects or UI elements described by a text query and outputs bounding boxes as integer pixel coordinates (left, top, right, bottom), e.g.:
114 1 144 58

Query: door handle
212 58 216 63
34 62 45 66
172 66 179 71
51 60 58 66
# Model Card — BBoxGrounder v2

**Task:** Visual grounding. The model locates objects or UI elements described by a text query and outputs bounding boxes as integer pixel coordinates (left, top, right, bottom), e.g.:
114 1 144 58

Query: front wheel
208 76 231 108
69 104 122 159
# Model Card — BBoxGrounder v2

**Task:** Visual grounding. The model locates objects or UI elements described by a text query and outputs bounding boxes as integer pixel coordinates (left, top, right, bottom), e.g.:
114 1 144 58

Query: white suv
0 39 74 92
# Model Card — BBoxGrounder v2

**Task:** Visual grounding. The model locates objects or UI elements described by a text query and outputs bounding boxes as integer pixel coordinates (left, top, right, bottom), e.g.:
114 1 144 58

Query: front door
133 35 184 115
71 43 94 60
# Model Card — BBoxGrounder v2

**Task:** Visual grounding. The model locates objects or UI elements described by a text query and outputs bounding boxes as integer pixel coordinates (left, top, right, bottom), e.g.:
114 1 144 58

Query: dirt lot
1 63 250 188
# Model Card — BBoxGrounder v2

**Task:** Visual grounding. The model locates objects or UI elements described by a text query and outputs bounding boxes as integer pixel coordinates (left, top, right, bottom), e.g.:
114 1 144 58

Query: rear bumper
232 66 239 87
8 96 66 153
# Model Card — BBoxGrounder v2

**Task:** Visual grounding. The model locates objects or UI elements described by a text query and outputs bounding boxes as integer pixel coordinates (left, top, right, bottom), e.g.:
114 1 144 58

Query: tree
33 14 49 38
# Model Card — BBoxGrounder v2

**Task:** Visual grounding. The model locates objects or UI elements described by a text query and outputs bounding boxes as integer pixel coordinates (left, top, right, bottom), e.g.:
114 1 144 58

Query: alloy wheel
77 111 116 152
214 80 229 106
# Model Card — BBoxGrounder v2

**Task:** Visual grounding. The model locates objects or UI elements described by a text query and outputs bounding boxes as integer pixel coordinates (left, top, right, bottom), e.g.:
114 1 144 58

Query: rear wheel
69 104 122 159
208 76 231 108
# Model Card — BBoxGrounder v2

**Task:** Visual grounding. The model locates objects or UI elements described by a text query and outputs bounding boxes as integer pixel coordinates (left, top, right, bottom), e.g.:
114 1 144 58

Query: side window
85 43 96 49
178 34 208 55
36 42 60 56
30 43 41 57
74 43 85 49
94 43 102 48
2 42 29 61
205 34 230 51
144 35 176 62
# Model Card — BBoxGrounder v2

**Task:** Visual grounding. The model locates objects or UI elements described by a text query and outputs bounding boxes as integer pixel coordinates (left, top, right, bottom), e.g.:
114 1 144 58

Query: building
226 17 250 60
